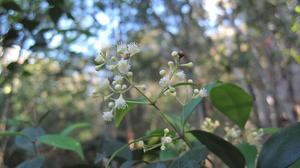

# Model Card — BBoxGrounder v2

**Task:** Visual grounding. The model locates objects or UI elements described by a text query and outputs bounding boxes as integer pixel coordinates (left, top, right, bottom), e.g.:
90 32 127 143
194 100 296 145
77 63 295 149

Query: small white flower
102 111 114 121
114 75 123 83
159 76 170 87
161 136 172 144
95 51 105 63
127 42 140 56
99 78 110 89
175 71 186 81
199 88 208 97
160 145 166 151
117 59 131 74
117 42 140 57
115 94 127 109
137 140 144 149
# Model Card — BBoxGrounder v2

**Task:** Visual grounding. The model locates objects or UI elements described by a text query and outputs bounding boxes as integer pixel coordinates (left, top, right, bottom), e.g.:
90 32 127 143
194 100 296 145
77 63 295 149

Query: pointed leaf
38 134 84 160
210 83 253 128
0 131 27 138
182 82 218 124
102 139 132 160
257 123 300 168
16 156 45 168
60 122 91 136
237 142 257 168
190 130 245 168
115 97 148 127
15 127 45 155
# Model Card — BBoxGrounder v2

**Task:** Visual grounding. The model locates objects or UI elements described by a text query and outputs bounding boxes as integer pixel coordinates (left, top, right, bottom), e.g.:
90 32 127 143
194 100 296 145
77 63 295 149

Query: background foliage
1 0 300 167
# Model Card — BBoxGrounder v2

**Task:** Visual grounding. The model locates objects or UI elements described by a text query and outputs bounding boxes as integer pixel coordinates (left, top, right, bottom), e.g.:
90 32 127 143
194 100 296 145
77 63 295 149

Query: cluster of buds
94 42 140 121
200 117 220 132
160 128 173 150
224 126 242 143
246 128 264 145
158 51 193 97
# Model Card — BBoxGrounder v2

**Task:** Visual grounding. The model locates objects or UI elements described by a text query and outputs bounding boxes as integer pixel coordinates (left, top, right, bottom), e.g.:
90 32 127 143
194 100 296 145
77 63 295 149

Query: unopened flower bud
108 102 114 108
122 84 127 90
168 61 174 67
115 84 121 90
194 89 200 94
164 128 170 134
188 79 193 83
159 69 166 76
111 56 117 62
171 51 178 58
127 71 133 77
95 64 105 71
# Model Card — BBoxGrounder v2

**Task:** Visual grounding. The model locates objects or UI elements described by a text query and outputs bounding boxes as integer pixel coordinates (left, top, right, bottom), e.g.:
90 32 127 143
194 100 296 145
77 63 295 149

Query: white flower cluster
224 126 242 142
94 42 140 121
160 128 173 150
200 117 220 132
158 51 194 97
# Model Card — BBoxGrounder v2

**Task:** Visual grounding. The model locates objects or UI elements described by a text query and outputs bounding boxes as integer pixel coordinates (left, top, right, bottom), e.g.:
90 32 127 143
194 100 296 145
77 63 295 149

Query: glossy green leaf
16 156 45 168
191 130 245 168
0 131 27 138
237 142 257 168
38 134 84 160
167 147 208 168
60 122 91 136
115 97 149 127
257 123 300 168
210 83 253 128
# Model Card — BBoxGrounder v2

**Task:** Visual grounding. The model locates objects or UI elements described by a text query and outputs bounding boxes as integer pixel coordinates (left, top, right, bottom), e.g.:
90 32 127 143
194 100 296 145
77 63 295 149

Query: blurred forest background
1 0 300 167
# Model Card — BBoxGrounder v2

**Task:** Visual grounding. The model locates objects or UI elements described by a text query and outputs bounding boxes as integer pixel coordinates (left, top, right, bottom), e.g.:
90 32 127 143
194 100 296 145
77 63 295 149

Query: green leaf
182 82 217 124
210 83 253 129
115 97 148 127
38 134 84 160
0 131 27 138
120 160 143 168
167 147 208 168
289 159 300 168
102 139 132 160
261 127 280 134
159 148 178 160
237 142 257 168
190 130 245 168
1 1 22 11
15 127 45 155
257 123 300 168
164 112 182 131
16 156 45 168
60 122 91 136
